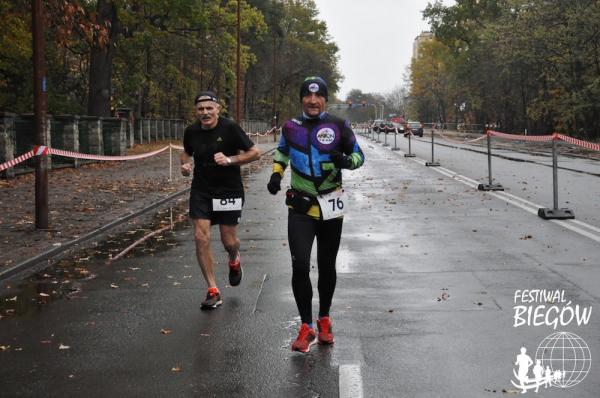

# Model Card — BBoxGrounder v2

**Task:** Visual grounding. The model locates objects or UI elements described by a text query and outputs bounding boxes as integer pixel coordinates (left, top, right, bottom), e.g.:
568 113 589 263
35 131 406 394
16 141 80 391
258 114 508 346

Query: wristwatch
226 157 232 165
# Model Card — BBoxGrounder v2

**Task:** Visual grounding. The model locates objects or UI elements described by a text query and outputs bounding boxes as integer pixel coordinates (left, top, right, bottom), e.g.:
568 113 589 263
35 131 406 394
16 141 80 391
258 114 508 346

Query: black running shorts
189 190 242 225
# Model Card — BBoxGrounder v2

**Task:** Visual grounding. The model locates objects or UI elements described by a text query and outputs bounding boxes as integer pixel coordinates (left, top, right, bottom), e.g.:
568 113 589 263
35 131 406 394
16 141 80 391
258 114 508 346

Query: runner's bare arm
180 152 192 176
214 145 261 166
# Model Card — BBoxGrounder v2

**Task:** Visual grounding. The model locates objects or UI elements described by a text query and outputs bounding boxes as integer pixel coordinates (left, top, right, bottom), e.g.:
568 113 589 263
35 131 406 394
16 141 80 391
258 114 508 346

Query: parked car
405 121 423 137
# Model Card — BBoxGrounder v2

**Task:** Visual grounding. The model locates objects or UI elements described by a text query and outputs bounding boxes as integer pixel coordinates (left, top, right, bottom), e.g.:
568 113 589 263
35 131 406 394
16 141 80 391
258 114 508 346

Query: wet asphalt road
1 135 599 397
395 131 600 226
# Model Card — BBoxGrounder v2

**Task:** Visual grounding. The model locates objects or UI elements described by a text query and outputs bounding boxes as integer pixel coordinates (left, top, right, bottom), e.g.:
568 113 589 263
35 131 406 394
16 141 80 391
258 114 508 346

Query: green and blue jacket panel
273 113 364 218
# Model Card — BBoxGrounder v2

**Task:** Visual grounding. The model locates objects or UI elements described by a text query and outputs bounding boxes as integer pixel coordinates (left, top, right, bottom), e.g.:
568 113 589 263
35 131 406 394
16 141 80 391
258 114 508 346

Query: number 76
328 198 344 211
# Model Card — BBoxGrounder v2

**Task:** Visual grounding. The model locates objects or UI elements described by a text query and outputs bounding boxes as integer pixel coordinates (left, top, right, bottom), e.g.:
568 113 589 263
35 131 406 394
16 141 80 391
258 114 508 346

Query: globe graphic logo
535 332 591 388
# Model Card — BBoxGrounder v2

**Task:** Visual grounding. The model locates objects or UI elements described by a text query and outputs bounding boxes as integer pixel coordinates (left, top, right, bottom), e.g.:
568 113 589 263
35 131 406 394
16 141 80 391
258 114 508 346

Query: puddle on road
0 201 189 319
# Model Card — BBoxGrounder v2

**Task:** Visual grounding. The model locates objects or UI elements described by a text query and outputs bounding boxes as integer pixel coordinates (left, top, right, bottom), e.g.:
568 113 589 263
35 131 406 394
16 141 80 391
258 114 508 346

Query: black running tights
288 209 343 324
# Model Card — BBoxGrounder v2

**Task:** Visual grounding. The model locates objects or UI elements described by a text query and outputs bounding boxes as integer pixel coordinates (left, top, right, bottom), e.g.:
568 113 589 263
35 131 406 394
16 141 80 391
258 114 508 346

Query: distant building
413 31 434 59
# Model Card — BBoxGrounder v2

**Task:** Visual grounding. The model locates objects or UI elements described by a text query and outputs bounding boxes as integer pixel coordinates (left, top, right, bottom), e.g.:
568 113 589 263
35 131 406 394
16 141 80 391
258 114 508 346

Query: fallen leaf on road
171 365 182 372
0 345 10 351
58 344 70 350
160 329 172 335
6 296 17 302
503 388 522 394
110 284 119 289
40 340 52 345
39 293 50 297
437 292 450 302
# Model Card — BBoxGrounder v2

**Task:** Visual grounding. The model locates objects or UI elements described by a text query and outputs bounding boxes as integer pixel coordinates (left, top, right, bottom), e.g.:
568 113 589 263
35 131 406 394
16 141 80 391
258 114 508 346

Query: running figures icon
510 332 591 393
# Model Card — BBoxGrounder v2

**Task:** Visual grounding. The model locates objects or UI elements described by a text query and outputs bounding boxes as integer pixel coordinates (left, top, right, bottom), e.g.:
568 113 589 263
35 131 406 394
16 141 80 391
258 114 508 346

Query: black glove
330 150 352 169
267 172 282 195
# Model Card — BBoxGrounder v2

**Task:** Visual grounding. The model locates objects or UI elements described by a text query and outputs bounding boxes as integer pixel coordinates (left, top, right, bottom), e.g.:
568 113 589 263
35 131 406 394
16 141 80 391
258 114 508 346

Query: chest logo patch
316 128 336 145
217 137 223 142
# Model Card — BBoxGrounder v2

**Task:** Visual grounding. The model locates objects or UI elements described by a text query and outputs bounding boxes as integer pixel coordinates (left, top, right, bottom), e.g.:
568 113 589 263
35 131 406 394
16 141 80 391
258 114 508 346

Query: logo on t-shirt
217 137 223 142
316 128 335 144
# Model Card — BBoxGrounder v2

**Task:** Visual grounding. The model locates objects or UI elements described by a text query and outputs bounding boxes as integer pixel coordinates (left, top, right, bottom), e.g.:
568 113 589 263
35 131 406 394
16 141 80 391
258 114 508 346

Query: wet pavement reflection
0 200 189 319
0 156 273 322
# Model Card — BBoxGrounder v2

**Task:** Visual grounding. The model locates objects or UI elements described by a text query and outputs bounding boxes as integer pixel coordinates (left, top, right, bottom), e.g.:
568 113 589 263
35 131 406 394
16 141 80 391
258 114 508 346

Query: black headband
194 91 219 104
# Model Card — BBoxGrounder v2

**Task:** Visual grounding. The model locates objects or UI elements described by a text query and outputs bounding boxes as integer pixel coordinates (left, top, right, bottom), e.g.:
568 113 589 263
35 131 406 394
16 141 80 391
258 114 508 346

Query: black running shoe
201 289 222 309
228 254 242 287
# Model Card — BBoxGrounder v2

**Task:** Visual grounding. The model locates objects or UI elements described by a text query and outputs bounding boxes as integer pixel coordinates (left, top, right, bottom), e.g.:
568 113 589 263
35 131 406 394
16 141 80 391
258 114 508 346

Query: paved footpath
0 136 598 397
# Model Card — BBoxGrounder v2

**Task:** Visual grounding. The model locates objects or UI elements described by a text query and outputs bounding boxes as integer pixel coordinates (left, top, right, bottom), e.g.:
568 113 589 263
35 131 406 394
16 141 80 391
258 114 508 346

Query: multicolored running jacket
273 113 365 218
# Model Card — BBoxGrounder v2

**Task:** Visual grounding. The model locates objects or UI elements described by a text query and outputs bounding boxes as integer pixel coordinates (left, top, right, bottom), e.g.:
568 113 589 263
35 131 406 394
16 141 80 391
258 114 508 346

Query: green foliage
0 0 33 112
413 0 600 139
0 0 342 124
245 0 341 121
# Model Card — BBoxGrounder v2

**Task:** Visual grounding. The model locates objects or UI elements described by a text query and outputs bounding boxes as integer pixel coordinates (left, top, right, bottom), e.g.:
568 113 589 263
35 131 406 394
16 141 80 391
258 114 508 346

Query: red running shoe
291 323 317 353
228 253 242 286
317 316 334 344
201 288 222 309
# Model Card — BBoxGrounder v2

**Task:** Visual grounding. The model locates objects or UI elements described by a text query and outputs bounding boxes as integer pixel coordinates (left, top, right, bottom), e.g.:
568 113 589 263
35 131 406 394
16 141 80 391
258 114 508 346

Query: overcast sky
312 0 454 99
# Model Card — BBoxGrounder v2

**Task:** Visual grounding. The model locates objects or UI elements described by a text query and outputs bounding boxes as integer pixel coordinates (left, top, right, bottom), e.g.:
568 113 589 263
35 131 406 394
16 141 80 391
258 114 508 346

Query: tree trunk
87 0 119 117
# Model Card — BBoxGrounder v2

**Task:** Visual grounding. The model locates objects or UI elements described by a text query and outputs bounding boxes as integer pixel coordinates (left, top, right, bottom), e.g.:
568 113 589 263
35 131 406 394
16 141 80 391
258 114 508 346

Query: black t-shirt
183 117 254 197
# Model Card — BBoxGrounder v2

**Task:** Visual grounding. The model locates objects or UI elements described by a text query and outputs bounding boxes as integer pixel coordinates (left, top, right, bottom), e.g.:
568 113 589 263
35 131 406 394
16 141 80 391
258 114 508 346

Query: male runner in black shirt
181 91 260 309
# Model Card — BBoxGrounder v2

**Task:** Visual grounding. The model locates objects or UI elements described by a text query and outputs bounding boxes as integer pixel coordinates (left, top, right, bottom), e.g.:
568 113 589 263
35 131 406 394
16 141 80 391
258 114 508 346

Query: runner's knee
194 230 210 246
222 239 238 253
292 257 311 274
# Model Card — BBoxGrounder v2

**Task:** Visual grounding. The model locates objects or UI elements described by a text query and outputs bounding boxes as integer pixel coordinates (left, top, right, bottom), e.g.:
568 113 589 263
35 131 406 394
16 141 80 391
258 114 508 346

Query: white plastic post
169 143 172 182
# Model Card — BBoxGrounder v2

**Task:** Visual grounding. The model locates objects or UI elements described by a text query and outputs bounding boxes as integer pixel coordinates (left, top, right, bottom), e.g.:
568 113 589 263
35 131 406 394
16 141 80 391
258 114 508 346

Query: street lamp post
32 0 48 229
236 0 242 122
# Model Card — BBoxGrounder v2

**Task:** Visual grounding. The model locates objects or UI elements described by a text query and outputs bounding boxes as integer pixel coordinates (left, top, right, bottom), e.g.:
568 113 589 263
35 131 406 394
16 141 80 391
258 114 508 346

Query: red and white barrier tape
0 144 181 172
556 134 600 152
0 128 284 173
489 130 599 151
48 145 170 161
437 131 488 144
0 149 36 172
488 130 554 142
249 127 279 137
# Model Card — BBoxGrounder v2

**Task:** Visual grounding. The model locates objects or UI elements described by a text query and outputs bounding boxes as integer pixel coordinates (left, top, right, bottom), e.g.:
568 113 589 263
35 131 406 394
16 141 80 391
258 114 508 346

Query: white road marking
339 363 363 398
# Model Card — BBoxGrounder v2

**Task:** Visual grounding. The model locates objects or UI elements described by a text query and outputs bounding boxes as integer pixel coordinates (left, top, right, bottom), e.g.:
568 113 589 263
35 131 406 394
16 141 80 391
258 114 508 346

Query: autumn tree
0 0 342 124
419 0 600 138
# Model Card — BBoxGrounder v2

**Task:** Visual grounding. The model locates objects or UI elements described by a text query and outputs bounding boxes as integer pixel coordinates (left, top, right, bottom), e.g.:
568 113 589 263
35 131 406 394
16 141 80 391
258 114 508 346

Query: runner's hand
330 150 352 169
214 152 231 166
181 163 192 176
267 173 282 195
